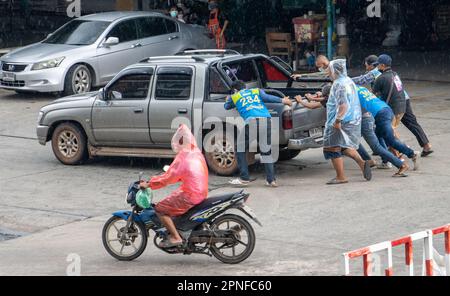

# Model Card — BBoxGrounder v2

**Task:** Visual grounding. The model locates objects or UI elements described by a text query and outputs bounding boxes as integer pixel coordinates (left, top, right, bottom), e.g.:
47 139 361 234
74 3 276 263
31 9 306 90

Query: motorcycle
102 174 262 264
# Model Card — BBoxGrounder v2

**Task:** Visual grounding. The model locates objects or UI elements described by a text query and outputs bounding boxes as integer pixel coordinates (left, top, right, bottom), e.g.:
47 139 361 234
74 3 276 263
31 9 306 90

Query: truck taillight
282 110 293 130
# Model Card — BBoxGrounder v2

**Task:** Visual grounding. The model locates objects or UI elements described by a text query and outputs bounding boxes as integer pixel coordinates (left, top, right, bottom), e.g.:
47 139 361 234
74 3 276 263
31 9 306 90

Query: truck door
91 67 154 146
149 66 194 144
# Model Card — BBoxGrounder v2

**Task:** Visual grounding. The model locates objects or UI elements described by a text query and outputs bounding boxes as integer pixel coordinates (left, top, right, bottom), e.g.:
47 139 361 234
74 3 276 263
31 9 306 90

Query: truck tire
204 130 239 176
51 122 88 165
277 149 301 161
63 64 92 96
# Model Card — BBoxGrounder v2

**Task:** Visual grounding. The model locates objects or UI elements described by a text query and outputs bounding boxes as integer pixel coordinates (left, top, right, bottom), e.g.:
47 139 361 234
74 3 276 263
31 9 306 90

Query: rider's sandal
159 240 183 248
326 178 349 185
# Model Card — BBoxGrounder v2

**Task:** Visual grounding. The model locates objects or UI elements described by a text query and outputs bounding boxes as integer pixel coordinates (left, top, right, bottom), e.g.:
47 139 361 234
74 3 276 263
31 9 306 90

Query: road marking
0 134 37 140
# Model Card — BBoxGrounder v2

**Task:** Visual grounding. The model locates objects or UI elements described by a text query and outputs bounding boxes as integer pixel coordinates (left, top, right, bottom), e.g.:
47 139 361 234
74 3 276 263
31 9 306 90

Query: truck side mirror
98 88 107 100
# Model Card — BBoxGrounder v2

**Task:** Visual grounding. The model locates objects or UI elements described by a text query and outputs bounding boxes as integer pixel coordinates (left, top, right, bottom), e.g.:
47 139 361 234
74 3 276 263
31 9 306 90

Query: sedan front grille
2 63 27 72
0 79 25 87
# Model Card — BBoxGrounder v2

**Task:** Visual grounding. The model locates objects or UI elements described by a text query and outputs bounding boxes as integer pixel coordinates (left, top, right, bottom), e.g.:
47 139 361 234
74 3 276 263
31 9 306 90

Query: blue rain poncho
324 59 362 149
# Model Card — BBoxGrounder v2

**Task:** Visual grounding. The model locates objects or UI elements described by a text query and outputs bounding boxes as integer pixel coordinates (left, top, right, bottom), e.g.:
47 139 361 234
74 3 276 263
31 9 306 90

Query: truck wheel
204 130 239 176
63 64 92 96
278 149 301 161
51 122 88 165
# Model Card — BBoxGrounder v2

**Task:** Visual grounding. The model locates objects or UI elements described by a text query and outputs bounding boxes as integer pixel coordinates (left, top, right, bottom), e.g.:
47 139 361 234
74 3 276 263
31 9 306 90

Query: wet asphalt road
1 81 450 275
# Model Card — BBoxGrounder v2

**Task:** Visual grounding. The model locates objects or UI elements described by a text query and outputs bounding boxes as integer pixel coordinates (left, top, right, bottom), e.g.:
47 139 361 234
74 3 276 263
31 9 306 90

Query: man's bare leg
331 157 347 181
343 148 372 180
343 148 365 170
158 214 182 244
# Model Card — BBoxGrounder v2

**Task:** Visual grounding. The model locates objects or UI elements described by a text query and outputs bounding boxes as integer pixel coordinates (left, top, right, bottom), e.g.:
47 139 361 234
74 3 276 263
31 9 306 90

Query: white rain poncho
324 59 362 149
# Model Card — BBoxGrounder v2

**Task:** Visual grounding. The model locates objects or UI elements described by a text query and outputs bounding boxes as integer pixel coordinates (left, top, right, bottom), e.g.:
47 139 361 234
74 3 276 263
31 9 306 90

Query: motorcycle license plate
309 127 323 138
2 72 16 82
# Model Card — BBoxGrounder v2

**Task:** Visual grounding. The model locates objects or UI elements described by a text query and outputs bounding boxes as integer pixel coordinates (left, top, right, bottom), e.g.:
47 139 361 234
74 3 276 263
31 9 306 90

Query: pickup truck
36 50 327 175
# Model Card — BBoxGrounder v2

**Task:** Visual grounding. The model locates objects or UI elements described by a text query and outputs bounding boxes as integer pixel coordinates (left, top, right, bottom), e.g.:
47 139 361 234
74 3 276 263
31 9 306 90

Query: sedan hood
2 42 85 63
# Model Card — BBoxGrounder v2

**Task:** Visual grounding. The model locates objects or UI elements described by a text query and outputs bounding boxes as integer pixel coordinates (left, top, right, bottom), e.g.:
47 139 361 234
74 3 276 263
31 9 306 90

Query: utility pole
326 0 333 59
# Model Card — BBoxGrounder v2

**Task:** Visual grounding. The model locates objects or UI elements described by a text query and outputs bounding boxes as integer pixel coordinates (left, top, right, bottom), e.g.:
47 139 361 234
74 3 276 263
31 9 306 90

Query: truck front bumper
288 136 323 150
36 125 50 145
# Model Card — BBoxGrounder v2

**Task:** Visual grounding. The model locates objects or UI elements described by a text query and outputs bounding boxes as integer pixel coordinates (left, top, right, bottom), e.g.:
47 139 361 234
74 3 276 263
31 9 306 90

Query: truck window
155 72 192 100
256 59 289 83
223 60 259 84
106 74 152 100
210 68 229 94
209 68 230 102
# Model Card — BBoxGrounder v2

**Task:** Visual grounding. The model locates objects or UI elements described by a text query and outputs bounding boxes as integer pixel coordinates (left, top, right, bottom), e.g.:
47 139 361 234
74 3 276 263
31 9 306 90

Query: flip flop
326 178 349 185
159 239 183 248
392 172 408 178
421 150 434 157
363 161 373 181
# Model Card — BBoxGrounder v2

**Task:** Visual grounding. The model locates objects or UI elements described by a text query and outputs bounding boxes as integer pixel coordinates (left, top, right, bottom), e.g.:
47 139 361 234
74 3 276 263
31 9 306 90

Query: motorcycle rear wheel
102 216 148 261
209 214 256 264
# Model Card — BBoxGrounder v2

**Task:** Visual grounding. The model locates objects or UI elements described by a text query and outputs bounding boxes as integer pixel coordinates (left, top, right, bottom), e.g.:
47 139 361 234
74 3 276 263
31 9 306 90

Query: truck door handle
168 35 179 41
131 43 142 48
178 108 188 114
133 108 144 114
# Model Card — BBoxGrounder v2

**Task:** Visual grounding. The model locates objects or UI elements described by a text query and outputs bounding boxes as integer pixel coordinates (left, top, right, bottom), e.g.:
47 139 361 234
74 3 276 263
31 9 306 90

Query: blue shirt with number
357 86 390 117
224 88 282 122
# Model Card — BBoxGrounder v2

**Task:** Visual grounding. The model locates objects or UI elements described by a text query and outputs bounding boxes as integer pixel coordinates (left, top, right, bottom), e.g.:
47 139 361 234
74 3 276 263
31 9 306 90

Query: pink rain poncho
150 124 209 217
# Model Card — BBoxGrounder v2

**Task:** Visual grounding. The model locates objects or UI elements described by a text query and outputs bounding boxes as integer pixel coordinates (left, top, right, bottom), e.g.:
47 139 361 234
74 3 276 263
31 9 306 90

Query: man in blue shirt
224 80 292 187
356 86 412 176
358 87 419 172
352 54 433 157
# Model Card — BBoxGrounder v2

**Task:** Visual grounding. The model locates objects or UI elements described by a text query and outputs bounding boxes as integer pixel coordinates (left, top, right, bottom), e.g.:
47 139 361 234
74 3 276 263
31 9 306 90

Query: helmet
136 188 153 209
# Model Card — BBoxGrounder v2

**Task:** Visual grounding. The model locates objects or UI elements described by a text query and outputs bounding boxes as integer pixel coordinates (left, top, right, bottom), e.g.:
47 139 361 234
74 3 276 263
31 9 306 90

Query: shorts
323 147 347 160
155 189 196 217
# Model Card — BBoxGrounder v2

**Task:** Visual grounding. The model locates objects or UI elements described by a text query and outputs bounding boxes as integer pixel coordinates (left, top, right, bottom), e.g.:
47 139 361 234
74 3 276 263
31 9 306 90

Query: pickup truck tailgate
292 104 326 139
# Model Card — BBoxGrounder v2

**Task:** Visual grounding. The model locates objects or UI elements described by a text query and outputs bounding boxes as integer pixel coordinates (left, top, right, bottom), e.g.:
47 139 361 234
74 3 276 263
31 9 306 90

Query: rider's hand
139 181 149 189
282 97 292 107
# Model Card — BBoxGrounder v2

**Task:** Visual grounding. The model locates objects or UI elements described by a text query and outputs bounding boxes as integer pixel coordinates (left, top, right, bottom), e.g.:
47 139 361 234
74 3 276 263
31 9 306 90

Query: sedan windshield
44 20 110 45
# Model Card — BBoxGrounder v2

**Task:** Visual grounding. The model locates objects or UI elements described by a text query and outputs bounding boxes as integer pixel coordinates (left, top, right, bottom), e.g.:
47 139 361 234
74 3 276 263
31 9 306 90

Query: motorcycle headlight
37 111 44 124
31 57 65 71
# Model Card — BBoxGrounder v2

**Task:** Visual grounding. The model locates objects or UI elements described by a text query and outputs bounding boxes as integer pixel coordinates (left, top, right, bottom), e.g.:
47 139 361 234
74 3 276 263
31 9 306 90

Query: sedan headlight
37 111 44 124
31 57 65 71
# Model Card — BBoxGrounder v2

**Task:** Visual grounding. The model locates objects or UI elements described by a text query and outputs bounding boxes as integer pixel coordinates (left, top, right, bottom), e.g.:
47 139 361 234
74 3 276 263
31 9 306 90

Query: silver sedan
0 11 214 95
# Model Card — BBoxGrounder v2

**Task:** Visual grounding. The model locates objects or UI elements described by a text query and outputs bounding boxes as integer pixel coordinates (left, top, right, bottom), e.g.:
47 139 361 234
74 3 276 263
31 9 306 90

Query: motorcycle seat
173 191 243 230
191 191 241 212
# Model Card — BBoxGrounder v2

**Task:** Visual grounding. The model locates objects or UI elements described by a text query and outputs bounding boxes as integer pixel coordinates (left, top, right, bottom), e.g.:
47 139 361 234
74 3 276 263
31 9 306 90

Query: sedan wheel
72 65 91 94
63 64 92 96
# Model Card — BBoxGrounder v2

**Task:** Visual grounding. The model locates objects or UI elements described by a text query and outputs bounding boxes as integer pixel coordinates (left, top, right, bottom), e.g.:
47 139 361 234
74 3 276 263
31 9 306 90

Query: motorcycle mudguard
112 210 158 225
112 210 140 222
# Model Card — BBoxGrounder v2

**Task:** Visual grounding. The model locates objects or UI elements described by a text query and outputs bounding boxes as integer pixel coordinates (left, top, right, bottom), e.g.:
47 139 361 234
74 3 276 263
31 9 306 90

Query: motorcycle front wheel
209 214 256 264
102 216 148 261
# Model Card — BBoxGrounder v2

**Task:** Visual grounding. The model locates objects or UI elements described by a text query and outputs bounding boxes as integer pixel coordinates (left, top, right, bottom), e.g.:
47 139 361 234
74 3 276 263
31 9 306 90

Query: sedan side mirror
103 37 119 47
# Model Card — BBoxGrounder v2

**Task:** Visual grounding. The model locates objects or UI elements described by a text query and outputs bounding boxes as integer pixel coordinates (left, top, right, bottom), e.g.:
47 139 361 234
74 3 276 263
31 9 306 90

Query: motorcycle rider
140 124 208 248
